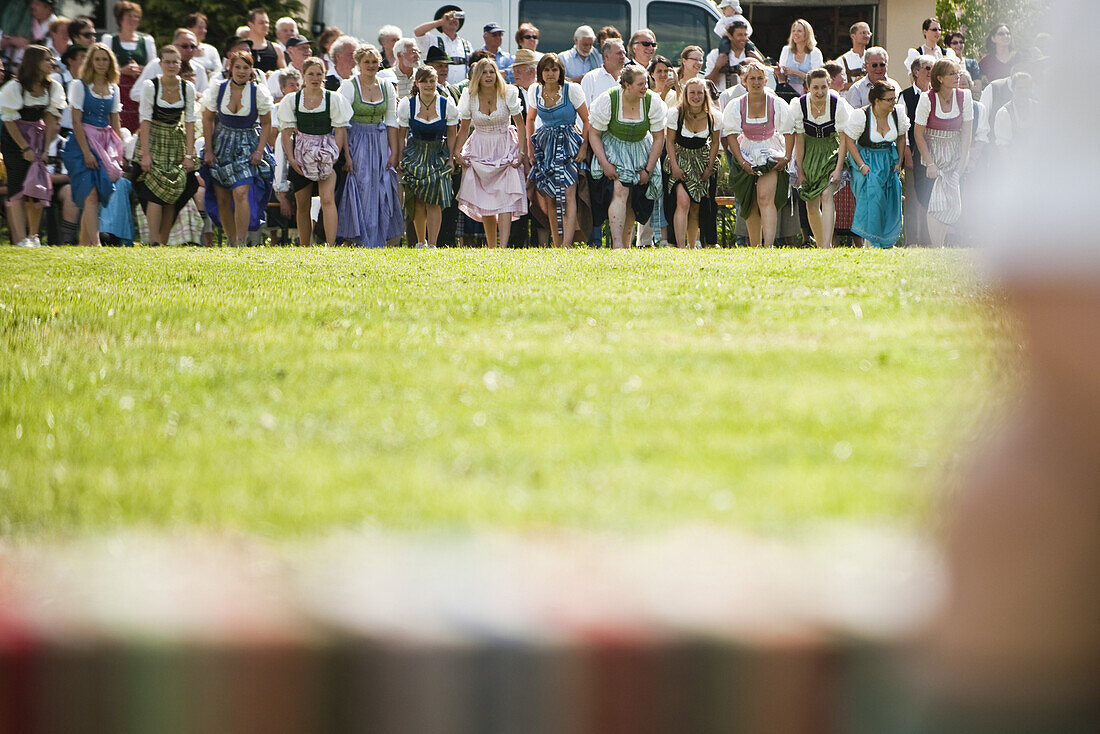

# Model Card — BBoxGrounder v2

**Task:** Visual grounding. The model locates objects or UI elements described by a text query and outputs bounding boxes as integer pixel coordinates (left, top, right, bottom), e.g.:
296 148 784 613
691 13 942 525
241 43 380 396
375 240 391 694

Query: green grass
0 248 1014 538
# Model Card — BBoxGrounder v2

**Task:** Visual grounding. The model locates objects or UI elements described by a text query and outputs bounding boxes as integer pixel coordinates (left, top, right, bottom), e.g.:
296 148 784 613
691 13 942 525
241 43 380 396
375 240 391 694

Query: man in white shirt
844 47 900 108
581 39 627 105
836 21 871 91
268 35 310 100
413 7 472 87
325 35 358 91
705 20 762 90
130 29 209 100
903 17 958 72
560 25 602 83
377 38 420 99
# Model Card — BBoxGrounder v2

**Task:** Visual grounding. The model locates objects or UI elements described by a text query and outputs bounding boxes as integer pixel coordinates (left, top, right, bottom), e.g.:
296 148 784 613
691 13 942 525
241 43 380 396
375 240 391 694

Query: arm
775 132 793 169
576 102 590 161
830 135 847 183
203 108 217 164
845 133 869 174
525 106 536 161
454 118 470 166
413 17 444 38
253 111 271 164
913 124 935 176
706 54 728 85
792 133 804 185
139 119 152 171
43 112 58 162
960 119 973 170
110 112 123 140
588 127 615 180
335 126 349 171
895 133 907 174
281 126 302 175
183 121 196 171
639 129 665 184
664 127 683 180
704 128 720 178
3 121 34 163
395 126 407 173
511 113 526 166
387 126 399 169
445 124 458 171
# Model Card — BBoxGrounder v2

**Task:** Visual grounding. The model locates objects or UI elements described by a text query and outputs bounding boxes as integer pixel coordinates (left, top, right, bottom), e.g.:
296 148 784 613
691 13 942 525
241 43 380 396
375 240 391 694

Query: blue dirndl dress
847 107 903 248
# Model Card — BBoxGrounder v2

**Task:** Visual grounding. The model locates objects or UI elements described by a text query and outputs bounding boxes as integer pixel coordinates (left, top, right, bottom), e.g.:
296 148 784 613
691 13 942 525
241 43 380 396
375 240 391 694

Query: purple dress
457 87 527 222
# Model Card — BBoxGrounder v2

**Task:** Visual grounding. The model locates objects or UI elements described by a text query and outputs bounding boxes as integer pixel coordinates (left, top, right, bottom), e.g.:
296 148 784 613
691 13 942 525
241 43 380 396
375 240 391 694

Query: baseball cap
483 23 504 34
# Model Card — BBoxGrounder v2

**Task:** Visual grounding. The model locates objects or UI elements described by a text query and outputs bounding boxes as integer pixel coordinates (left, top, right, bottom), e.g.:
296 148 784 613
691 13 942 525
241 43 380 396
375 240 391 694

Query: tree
936 0 1050 57
138 0 307 52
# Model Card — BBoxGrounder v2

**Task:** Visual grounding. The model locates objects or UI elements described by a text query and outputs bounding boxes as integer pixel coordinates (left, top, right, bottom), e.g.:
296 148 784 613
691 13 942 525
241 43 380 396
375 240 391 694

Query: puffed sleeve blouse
337 77 399 127
844 104 911 142
1 77 66 121
138 77 198 123
588 88 667 132
913 88 975 126
789 92 853 134
721 94 794 137
456 84 523 120
526 82 587 118
396 94 460 128
276 87 353 130
201 79 275 120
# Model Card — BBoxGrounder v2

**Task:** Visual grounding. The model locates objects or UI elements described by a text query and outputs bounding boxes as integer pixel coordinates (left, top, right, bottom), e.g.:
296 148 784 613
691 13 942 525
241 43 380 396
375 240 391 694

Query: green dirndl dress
796 94 843 202
401 94 453 208
135 77 199 209
727 94 791 220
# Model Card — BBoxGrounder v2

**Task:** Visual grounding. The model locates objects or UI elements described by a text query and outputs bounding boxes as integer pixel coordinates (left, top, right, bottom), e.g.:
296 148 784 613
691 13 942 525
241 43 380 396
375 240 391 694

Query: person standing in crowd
705 20 762 90
454 57 526 248
61 42 125 247
515 23 539 55
596 26 622 48
901 54 934 247
778 19 824 97
396 65 458 248
66 16 95 50
664 77 719 248
422 46 459 100
947 32 981 97
581 38 626 104
837 21 872 91
904 17 956 71
378 39 420 99
723 59 794 247
135 44 198 245
337 44 404 247
183 13 220 76
913 59 973 248
667 46 709 106
278 56 351 246
588 64 667 249
480 23 512 83
791 68 851 248
845 46 899 108
511 49 538 97
526 52 589 247
54 42 85 139
270 35 311 101
316 27 343 69
627 29 658 70
201 50 275 247
273 17 297 60
844 79 909 248
993 71 1032 148
414 8 471 87
824 62 846 93
560 25 601 84
131 29 209 101
0 0 56 65
642 53 674 246
44 16 70 64
1 43 64 247
649 55 675 101
101 1 156 132
246 8 285 74
325 35 357 91
980 24 1015 85
377 25 401 69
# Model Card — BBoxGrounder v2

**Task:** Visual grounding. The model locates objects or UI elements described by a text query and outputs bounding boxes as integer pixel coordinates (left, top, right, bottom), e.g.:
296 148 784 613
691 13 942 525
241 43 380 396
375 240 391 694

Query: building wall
882 0 936 83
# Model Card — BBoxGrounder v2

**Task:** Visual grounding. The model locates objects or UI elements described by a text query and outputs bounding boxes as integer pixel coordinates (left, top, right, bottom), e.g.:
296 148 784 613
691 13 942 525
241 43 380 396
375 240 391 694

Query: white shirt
704 46 751 90
845 76 901 109
838 50 865 75
913 88 974 126
138 77 198 123
201 79 275 119
973 99 991 144
65 80 121 114
526 82 587 118
378 65 416 100
588 89 667 133
131 59 208 100
0 78 66 122
580 66 620 105
415 31 470 86
666 107 716 139
721 94 794 137
789 91 854 134
276 88 353 130
196 42 221 74
778 46 824 76
456 85 523 120
844 106 911 143
337 77 399 127
903 45 958 73
396 94 460 128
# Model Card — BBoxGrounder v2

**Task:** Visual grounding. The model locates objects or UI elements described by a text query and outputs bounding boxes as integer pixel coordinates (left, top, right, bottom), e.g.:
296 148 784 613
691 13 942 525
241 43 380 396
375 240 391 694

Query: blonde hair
788 19 817 53
410 64 437 99
469 57 507 101
79 42 120 85
301 57 325 76
740 58 769 82
618 63 646 88
676 77 715 126
353 44 382 65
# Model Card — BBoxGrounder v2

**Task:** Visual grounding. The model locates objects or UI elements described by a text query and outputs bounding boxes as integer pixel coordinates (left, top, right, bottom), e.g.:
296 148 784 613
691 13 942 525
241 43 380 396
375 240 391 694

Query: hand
894 161 904 174
344 155 354 173
22 148 35 163
574 148 586 164
277 192 292 218
84 151 98 169
858 163 870 176
829 168 843 185
739 159 754 176
603 162 618 181
290 159 305 176
903 148 914 169
773 155 790 169
670 164 686 181
925 163 939 178
453 153 465 168
702 164 715 180
204 148 217 166
388 155 399 170
251 149 265 166
444 156 455 173
182 156 196 172
141 153 152 172
638 168 650 185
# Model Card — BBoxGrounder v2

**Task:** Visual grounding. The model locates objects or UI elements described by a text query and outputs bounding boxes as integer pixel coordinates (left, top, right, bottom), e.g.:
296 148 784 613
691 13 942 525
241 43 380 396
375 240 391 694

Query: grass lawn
0 248 1014 538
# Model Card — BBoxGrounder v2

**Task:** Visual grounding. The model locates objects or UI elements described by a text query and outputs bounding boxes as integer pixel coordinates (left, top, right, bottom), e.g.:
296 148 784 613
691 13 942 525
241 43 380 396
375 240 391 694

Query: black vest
799 94 838 138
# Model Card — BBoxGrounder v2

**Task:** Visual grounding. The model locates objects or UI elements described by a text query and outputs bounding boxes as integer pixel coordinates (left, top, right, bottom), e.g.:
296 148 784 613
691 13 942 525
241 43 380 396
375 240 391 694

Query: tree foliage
138 0 307 52
935 0 1050 57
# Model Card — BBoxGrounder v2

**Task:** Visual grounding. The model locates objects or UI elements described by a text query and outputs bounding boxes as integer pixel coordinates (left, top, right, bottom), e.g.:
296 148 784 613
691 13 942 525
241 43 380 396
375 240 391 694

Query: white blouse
844 107 911 143
457 85 523 122
66 80 122 113
525 82 587 116
337 77 399 127
276 89 353 130
721 94 794 137
914 88 975 126
0 78 66 122
201 80 275 118
789 92 853 134
665 107 716 138
778 46 824 74
589 89 667 133
138 78 198 123
396 94 460 128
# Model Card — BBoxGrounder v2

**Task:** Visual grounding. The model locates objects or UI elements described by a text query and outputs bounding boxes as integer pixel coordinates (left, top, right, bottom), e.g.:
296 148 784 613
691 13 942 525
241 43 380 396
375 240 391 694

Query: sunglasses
636 41 657 47
77 31 95 38
868 62 886 68
928 27 942 32
522 34 539 40
950 39 965 45
881 96 897 103
177 43 197 49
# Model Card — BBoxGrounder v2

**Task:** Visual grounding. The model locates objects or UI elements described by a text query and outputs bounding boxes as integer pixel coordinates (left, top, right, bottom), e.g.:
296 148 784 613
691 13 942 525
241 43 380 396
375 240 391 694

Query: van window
518 0 631 57
647 1 716 64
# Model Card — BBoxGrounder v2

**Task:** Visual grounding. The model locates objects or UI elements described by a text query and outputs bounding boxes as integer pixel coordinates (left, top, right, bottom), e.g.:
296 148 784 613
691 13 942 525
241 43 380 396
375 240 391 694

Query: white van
309 0 723 65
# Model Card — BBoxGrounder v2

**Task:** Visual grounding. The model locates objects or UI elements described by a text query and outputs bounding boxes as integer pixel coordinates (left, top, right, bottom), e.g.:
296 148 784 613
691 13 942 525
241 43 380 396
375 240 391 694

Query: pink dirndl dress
457 88 527 222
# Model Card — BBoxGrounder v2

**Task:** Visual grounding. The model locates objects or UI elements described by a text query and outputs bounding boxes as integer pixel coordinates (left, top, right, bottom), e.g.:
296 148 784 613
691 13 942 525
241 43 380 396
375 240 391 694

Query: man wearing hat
413 6 472 86
423 45 461 102
481 22 513 82
267 35 311 99
560 25 602 83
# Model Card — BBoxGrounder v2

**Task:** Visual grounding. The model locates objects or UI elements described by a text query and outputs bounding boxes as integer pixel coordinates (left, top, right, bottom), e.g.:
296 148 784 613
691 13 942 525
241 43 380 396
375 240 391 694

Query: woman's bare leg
232 184 252 245
562 187 578 248
426 204 442 245
674 185 690 247
25 201 42 240
687 202 700 247
928 216 949 248
318 176 337 245
820 187 836 248
483 215 498 248
608 182 630 248
756 171 779 246
214 185 236 243
497 215 512 248
805 195 824 246
146 202 165 244
745 210 762 247
294 187 313 246
79 189 100 246
7 200 28 243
